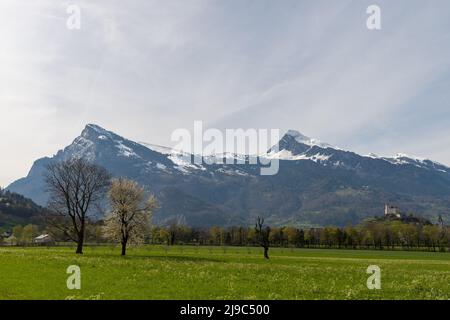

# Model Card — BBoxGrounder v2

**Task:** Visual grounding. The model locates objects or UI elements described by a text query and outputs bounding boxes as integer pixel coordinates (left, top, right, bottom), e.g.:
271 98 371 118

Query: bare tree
103 178 158 256
255 216 271 259
45 158 111 254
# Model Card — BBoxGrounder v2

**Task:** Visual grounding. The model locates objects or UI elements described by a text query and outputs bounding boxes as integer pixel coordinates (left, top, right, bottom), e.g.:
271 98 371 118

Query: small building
1 231 12 238
385 204 401 218
34 234 53 245
4 235 17 246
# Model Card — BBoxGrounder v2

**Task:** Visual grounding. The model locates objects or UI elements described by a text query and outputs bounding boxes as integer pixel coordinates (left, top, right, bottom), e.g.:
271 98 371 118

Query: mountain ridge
7 124 450 227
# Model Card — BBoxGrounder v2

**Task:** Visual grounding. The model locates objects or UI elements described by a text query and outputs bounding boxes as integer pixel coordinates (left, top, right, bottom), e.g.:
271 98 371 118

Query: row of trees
146 220 449 252
8 219 449 252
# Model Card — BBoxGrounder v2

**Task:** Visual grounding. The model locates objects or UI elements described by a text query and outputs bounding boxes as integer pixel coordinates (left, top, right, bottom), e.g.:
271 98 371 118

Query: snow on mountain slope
263 130 450 173
264 149 332 163
138 128 449 174
381 153 449 172
138 142 173 155
138 142 206 172
93 125 450 174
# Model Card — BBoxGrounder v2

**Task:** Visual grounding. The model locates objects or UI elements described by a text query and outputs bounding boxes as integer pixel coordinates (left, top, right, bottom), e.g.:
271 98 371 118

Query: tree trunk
76 236 84 254
264 246 269 259
121 241 127 256
76 226 85 254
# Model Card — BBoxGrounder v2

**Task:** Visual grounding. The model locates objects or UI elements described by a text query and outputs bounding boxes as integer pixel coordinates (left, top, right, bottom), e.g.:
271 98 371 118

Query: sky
1 0 450 187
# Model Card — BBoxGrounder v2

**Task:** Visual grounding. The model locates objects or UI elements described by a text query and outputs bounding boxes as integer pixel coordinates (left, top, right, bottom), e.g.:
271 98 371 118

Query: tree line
7 217 449 252
146 220 449 252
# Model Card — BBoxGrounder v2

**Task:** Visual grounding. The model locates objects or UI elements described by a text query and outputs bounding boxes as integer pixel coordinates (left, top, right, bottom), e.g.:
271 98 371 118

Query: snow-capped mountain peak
285 130 337 149
85 123 109 133
81 124 119 141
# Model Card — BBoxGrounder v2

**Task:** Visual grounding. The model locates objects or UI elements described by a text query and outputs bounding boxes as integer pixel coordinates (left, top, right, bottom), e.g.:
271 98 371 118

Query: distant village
0 231 53 246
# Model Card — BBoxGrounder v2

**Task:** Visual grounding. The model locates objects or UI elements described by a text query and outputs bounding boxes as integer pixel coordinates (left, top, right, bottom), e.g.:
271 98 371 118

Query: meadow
0 245 448 300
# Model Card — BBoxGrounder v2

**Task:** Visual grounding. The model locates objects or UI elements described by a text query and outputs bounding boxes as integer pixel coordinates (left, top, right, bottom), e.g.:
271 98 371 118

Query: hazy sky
1 0 450 186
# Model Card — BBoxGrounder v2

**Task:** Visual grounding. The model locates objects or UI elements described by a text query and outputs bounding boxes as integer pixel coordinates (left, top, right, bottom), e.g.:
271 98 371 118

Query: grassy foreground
0 245 448 300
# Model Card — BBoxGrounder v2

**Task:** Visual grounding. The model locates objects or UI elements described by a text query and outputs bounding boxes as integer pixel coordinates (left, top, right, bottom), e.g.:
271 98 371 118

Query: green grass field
0 245 449 300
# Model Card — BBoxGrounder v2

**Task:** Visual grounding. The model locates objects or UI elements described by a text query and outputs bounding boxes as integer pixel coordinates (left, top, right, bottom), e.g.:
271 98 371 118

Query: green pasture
0 246 448 300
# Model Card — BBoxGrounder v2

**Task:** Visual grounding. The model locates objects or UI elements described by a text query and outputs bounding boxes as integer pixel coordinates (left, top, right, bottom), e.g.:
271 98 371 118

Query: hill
0 188 44 228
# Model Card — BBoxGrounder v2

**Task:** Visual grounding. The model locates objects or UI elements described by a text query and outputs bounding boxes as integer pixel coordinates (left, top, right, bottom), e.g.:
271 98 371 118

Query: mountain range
7 124 450 227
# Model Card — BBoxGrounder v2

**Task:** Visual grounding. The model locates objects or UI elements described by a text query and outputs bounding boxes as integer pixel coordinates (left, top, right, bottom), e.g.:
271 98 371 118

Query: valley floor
0 246 448 300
